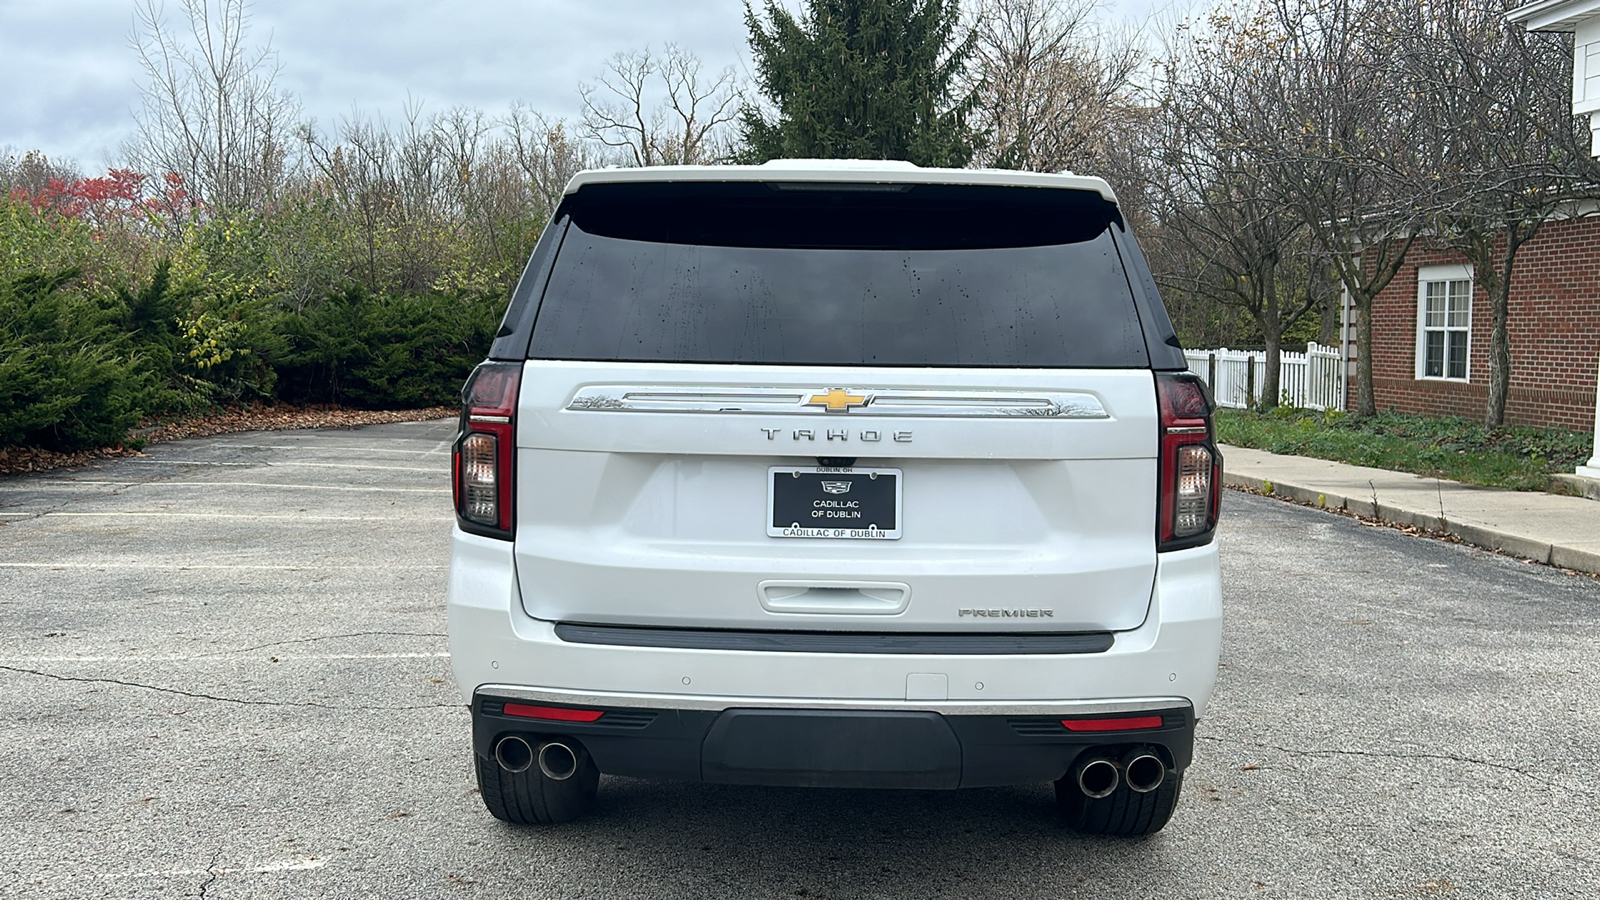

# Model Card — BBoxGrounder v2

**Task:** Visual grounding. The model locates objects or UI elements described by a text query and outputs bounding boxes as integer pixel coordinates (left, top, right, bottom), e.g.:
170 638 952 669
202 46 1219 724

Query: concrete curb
1222 471 1585 573
1550 473 1600 501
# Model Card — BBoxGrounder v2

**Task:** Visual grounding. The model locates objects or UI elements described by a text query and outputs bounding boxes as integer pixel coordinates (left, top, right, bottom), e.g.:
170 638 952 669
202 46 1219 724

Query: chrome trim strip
566 386 1109 419
474 684 1190 717
554 622 1113 652
1164 425 1207 435
469 414 512 424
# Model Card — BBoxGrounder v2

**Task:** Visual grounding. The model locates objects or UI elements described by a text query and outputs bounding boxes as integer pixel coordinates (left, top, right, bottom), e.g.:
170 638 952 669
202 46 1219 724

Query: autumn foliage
0 152 513 452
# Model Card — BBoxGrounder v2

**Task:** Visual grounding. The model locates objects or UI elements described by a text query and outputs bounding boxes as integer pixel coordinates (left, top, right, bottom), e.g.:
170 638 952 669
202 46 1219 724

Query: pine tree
740 0 981 166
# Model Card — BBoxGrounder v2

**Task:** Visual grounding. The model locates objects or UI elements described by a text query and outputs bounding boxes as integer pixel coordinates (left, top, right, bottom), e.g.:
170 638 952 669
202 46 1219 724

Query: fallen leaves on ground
0 443 147 477
0 404 454 477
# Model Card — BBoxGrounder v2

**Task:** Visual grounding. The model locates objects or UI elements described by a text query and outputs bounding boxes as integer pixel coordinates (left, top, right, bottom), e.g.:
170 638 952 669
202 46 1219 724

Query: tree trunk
1258 268 1282 411
1483 224 1535 427
1486 286 1511 426
1355 291 1376 418
1319 287 1340 346
1260 326 1282 411
1455 235 1510 427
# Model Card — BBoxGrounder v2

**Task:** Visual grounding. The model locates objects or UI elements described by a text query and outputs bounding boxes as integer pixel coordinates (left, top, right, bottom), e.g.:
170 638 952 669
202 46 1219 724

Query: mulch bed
0 405 455 477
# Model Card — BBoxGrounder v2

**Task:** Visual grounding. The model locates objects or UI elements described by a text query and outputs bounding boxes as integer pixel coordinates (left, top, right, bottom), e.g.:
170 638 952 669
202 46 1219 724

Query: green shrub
0 189 521 455
1216 407 1591 492
271 287 500 408
0 269 158 450
1 198 96 283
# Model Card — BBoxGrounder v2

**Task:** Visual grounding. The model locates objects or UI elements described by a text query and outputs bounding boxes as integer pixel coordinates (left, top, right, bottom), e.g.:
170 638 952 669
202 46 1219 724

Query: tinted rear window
528 183 1148 368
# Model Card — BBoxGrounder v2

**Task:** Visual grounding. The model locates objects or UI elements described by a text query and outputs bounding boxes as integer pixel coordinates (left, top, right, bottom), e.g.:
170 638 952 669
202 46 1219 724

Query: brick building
1345 215 1600 432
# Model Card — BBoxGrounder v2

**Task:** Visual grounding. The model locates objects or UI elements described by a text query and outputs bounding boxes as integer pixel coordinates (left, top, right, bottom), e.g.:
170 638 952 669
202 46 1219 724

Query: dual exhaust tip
497 734 1165 796
494 735 583 781
1075 748 1167 799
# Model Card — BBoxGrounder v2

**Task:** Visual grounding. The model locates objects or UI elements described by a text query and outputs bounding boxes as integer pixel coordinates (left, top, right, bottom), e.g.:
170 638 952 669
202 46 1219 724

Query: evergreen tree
740 0 981 166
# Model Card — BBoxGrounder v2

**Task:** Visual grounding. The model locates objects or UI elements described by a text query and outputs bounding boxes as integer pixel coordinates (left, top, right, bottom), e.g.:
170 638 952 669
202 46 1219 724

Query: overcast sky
0 0 1185 171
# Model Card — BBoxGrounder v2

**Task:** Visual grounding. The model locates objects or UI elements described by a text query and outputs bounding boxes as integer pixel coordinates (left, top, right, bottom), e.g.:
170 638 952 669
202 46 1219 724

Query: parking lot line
209 442 447 455
41 512 441 521
126 459 445 473
271 461 444 472
0 562 446 569
25 480 449 493
71 857 330 881
0 653 447 662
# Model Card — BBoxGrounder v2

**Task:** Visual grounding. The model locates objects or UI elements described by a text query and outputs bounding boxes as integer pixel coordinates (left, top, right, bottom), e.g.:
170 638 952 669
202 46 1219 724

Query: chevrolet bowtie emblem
805 389 869 412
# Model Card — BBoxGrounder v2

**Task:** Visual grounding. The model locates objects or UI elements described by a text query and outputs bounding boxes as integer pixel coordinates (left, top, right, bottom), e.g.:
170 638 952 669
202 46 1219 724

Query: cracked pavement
1 420 1597 898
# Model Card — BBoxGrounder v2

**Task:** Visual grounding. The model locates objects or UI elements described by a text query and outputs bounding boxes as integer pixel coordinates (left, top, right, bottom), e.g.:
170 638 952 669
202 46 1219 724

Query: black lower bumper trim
471 697 1194 789
553 623 1115 655
703 709 962 788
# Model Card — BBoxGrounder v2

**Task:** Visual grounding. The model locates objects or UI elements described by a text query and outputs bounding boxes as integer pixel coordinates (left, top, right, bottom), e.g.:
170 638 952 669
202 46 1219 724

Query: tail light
453 362 522 539
1156 372 1221 552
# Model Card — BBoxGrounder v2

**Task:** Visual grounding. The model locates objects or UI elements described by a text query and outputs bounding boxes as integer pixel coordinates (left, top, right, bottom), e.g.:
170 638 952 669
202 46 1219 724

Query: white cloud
1 0 753 168
0 0 1177 171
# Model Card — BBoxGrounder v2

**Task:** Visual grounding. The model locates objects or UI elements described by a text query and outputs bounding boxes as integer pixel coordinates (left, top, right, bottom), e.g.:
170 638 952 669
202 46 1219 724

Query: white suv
447 161 1222 836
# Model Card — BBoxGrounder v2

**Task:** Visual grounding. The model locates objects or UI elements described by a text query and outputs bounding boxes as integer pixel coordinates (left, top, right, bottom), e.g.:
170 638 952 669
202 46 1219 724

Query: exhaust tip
537 741 580 781
1076 757 1120 799
1122 749 1166 794
494 735 534 773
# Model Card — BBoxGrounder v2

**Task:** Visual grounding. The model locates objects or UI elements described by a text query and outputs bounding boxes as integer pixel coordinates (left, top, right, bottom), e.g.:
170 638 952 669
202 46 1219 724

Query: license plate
768 467 902 540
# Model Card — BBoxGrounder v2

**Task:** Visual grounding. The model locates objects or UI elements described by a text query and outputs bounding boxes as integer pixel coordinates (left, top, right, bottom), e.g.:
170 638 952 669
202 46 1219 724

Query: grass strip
1215 408 1591 492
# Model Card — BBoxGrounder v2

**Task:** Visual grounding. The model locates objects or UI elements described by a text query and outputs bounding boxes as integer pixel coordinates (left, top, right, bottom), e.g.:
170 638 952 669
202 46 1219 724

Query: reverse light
459 433 499 524
1174 444 1214 536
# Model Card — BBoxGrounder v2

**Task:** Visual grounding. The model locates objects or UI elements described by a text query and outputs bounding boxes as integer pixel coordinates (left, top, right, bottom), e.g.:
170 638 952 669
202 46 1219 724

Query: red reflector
503 703 604 723
1060 715 1164 732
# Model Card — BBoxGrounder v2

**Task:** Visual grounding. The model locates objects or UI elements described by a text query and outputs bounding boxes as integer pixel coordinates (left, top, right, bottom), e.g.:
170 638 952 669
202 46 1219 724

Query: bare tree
1146 0 1590 419
128 0 299 215
1202 0 1430 418
1154 36 1331 408
0 148 82 196
965 0 1143 174
300 113 398 294
1406 3 1588 425
298 99 562 299
580 45 742 166
505 104 596 216
432 106 549 289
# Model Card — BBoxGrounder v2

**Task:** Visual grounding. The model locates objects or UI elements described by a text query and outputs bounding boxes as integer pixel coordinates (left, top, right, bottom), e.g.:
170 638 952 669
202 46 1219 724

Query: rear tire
1055 767 1183 836
475 741 600 825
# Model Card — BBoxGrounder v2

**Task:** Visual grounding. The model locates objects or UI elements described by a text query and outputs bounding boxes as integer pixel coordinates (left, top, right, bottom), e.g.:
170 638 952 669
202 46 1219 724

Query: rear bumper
472 689 1195 789
447 528 1223 716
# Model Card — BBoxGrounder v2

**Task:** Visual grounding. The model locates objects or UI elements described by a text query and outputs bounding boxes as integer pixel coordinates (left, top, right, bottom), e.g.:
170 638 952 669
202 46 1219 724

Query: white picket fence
1183 342 1345 411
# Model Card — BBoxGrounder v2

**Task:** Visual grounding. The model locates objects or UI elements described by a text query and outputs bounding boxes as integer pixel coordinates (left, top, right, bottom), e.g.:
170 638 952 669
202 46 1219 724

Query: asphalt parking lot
1 419 1597 899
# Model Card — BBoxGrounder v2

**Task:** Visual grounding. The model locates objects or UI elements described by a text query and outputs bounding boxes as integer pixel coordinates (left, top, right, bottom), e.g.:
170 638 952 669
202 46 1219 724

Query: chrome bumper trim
473 684 1192 717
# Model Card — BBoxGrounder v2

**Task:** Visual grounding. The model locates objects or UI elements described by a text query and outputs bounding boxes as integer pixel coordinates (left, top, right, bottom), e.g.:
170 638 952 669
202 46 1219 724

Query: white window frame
1414 264 1473 382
